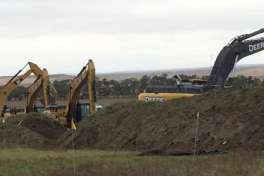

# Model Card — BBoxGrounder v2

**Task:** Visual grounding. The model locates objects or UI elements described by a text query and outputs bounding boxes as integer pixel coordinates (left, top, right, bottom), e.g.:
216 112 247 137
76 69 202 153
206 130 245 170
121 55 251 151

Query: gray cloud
0 0 263 74
0 0 263 36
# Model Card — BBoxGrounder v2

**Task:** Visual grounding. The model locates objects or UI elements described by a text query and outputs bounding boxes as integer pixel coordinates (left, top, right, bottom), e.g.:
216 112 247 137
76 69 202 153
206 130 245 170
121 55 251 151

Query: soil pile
0 113 66 148
2 87 264 153
61 87 264 153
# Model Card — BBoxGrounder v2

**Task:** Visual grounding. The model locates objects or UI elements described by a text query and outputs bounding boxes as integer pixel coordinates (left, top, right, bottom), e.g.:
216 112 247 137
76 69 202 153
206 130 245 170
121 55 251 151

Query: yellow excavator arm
65 59 96 127
28 62 44 77
0 62 44 116
26 68 51 113
88 60 96 114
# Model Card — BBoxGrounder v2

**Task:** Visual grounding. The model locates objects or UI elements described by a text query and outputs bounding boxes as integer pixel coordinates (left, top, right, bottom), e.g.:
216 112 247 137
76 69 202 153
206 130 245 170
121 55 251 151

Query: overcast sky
0 0 263 75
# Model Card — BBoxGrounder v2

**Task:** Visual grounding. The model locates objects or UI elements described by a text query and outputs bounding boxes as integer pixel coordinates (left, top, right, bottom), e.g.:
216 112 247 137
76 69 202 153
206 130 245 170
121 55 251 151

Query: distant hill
1 64 264 86
0 74 75 87
98 64 264 81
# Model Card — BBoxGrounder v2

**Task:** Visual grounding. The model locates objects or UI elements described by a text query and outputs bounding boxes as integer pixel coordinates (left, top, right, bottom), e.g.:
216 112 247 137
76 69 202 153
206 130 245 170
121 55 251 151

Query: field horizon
1 64 264 86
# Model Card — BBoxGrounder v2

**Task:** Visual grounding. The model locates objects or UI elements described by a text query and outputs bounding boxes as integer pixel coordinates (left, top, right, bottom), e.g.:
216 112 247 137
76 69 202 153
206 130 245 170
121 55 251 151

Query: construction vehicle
65 59 96 127
207 28 264 87
139 28 264 102
138 78 206 102
48 59 96 128
26 68 57 113
0 62 48 117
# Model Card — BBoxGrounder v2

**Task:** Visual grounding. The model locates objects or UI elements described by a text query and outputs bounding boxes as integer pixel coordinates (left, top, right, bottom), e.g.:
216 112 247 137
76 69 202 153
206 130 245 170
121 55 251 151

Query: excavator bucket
71 118 77 130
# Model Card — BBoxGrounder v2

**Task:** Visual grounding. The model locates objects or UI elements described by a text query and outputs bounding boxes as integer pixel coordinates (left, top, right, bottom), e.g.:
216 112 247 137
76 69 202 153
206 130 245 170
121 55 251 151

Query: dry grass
53 151 264 176
0 149 263 176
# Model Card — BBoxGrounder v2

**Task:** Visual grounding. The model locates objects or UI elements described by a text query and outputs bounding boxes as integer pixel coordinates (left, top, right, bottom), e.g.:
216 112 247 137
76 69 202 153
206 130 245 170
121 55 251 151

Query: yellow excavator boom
65 59 96 128
0 69 32 116
0 62 45 116
28 62 43 77
88 60 96 114
26 68 51 112
26 76 43 112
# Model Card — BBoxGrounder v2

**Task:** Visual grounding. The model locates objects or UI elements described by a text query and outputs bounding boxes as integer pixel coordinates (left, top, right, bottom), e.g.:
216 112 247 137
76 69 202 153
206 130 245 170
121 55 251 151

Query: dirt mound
0 113 67 148
2 88 264 153
61 87 264 153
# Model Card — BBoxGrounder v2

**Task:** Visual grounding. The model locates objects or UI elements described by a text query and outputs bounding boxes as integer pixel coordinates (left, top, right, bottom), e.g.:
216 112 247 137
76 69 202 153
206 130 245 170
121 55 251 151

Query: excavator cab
46 59 97 129
75 101 90 122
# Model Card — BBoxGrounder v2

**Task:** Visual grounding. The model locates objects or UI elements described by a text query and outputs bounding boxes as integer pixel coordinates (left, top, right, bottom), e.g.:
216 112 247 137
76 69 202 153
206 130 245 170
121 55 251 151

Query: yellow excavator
65 59 96 128
0 62 50 116
26 68 57 113
0 60 96 128
47 59 96 128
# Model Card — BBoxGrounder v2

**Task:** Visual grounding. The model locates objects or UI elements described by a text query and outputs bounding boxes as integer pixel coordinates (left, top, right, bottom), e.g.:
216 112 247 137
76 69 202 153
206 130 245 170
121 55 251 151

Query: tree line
5 74 264 101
